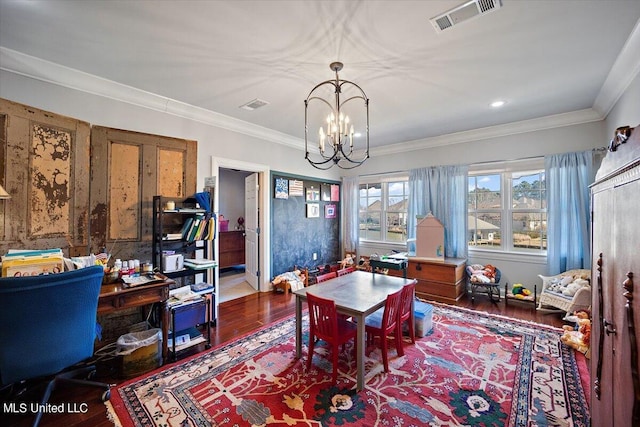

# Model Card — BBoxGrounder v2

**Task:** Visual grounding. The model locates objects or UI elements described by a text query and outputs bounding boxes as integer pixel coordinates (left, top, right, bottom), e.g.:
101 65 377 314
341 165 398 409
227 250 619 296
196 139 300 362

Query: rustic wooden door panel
0 98 91 255
90 126 196 261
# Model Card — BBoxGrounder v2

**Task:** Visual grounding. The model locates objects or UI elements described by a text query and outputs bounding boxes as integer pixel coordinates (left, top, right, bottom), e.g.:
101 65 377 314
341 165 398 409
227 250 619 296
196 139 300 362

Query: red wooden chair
306 293 358 384
337 267 356 276
316 271 337 283
397 282 417 347
365 288 403 372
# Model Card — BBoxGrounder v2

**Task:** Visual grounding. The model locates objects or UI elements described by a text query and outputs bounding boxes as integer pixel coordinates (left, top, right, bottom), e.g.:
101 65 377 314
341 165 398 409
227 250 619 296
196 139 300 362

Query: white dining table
293 270 416 391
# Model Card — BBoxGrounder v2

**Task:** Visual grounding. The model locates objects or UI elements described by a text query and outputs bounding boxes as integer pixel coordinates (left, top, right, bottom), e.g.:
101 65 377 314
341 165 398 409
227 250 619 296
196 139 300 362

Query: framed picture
306 203 320 218
289 179 303 196
331 184 340 201
274 177 288 199
325 204 336 219
306 186 320 202
321 184 331 201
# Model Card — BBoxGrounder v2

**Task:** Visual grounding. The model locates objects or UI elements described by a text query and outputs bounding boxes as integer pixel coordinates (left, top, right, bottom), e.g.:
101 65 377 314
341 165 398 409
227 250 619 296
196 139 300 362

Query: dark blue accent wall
270 172 341 277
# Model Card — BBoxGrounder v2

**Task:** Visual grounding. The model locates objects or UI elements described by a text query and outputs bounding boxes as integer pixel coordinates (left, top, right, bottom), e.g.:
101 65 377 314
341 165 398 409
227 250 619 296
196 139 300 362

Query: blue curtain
545 150 593 274
408 165 468 258
342 176 359 255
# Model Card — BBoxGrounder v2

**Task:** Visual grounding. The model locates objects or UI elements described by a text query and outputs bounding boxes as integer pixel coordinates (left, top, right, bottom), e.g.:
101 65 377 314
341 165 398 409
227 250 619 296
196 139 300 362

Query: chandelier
304 62 369 169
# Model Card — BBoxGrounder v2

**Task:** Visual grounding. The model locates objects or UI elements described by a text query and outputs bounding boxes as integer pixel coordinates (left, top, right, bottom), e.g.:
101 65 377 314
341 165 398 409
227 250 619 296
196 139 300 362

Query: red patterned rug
107 303 590 426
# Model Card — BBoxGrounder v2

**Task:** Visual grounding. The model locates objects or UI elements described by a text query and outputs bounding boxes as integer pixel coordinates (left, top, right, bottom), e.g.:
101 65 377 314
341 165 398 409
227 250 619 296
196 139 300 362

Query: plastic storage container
414 300 434 337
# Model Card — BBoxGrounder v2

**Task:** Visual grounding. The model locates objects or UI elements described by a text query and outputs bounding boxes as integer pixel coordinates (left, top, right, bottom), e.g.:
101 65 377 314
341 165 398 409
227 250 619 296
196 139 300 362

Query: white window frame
358 173 409 244
468 158 547 257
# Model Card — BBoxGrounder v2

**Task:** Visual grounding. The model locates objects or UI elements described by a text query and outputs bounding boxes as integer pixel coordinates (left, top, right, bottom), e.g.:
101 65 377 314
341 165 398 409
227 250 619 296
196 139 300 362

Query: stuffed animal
561 313 591 355
511 283 532 299
468 264 499 284
340 254 355 269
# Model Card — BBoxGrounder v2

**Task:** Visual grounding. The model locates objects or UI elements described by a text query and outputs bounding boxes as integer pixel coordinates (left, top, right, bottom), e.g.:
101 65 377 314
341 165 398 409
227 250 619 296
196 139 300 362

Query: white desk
293 271 416 391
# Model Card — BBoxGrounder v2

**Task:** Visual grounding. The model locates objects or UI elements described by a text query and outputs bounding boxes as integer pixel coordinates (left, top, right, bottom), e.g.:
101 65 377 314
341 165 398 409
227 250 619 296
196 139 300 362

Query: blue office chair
0 265 111 426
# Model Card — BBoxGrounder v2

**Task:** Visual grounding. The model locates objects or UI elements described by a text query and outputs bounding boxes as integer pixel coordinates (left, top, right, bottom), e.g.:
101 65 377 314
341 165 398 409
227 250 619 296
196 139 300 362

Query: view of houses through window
359 180 408 243
358 167 546 254
468 170 546 253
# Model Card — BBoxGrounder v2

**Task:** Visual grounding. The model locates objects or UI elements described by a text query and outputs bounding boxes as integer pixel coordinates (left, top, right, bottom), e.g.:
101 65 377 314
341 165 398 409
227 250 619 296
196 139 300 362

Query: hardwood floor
3 290 566 427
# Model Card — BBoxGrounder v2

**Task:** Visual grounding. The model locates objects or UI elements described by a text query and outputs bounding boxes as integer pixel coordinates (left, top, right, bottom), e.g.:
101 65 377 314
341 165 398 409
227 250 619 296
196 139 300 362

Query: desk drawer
98 286 168 313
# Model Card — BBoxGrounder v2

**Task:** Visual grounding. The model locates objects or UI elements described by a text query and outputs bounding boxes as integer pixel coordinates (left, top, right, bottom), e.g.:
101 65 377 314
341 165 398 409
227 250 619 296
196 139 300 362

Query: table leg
356 313 366 391
161 301 169 363
295 296 302 359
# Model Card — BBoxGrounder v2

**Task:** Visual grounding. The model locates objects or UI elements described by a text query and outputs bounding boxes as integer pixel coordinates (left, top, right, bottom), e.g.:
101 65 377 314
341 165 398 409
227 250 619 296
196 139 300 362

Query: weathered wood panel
0 98 91 256
90 126 197 261
158 148 185 198
108 143 141 241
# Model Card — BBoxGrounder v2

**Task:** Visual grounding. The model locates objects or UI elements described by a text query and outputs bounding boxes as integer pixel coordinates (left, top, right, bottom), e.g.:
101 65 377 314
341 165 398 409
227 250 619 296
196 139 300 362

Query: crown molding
371 108 603 156
0 47 302 149
593 18 640 117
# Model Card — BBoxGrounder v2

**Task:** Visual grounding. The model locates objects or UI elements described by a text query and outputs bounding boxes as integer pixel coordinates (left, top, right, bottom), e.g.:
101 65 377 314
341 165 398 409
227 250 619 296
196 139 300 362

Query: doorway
211 158 271 303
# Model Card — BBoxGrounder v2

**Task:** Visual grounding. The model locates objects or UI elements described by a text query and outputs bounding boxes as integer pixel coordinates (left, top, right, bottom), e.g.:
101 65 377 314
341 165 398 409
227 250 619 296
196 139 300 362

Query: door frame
211 157 270 292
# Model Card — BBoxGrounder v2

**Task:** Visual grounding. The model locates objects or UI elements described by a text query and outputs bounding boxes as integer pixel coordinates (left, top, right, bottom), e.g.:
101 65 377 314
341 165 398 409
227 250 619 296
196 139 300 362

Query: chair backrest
316 271 338 283
399 281 416 319
0 265 105 385
306 292 338 342
337 267 356 277
381 288 403 331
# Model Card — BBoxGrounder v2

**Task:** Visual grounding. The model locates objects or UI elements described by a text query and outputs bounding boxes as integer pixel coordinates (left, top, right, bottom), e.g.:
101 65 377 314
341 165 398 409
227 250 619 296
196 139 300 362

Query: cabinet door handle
415 263 422 271
603 319 617 336
595 254 605 400
622 272 640 425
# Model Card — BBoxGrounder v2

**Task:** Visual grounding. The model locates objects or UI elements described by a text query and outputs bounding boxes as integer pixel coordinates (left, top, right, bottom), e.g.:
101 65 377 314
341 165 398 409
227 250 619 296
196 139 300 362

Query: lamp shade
0 184 10 199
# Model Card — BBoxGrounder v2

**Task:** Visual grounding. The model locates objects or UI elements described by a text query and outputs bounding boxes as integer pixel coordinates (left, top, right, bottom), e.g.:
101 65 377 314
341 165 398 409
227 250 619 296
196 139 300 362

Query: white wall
605 71 640 135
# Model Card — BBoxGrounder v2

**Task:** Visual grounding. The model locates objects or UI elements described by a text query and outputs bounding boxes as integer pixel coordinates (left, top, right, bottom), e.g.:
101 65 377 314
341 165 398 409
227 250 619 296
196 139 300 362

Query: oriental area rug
107 303 590 427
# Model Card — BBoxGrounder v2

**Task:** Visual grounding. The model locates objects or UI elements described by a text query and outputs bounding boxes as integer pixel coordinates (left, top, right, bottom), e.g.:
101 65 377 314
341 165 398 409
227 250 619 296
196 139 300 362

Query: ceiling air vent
239 98 270 111
430 0 503 33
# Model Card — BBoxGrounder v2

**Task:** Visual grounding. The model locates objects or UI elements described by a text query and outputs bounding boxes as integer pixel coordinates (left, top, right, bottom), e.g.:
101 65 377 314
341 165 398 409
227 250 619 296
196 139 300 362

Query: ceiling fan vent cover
430 0 502 33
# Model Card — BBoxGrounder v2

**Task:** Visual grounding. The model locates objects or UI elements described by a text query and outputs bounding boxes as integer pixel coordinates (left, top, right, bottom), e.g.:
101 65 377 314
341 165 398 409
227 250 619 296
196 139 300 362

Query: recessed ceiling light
490 100 505 108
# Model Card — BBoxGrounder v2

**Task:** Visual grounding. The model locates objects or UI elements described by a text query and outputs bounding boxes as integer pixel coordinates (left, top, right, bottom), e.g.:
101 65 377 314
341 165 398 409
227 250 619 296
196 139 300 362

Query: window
468 165 546 253
359 179 409 243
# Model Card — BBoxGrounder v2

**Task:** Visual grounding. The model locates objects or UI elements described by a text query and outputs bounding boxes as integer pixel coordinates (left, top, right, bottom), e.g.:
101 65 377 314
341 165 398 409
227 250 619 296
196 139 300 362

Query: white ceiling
1 0 639 153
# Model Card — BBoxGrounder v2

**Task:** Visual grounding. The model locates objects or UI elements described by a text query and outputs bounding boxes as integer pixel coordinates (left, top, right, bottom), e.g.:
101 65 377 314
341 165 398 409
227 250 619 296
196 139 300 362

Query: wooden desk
293 271 416 391
99 279 172 363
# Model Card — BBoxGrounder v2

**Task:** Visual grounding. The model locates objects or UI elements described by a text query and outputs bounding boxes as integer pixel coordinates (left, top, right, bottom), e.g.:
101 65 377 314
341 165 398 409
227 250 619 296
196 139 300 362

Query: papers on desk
121 273 166 288
168 285 202 307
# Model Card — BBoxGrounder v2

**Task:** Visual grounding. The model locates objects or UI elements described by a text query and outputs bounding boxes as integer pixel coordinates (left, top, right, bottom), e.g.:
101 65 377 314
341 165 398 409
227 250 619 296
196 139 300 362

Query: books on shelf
180 213 216 242
1 248 64 277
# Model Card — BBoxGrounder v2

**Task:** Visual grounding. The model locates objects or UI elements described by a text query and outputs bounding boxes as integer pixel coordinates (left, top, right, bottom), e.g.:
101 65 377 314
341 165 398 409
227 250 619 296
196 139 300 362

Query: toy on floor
340 254 355 270
511 283 533 299
561 310 591 355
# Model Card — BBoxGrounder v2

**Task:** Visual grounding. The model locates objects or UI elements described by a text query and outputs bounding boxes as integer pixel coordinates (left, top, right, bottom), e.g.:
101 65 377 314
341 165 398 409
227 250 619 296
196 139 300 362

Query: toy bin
414 300 434 337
